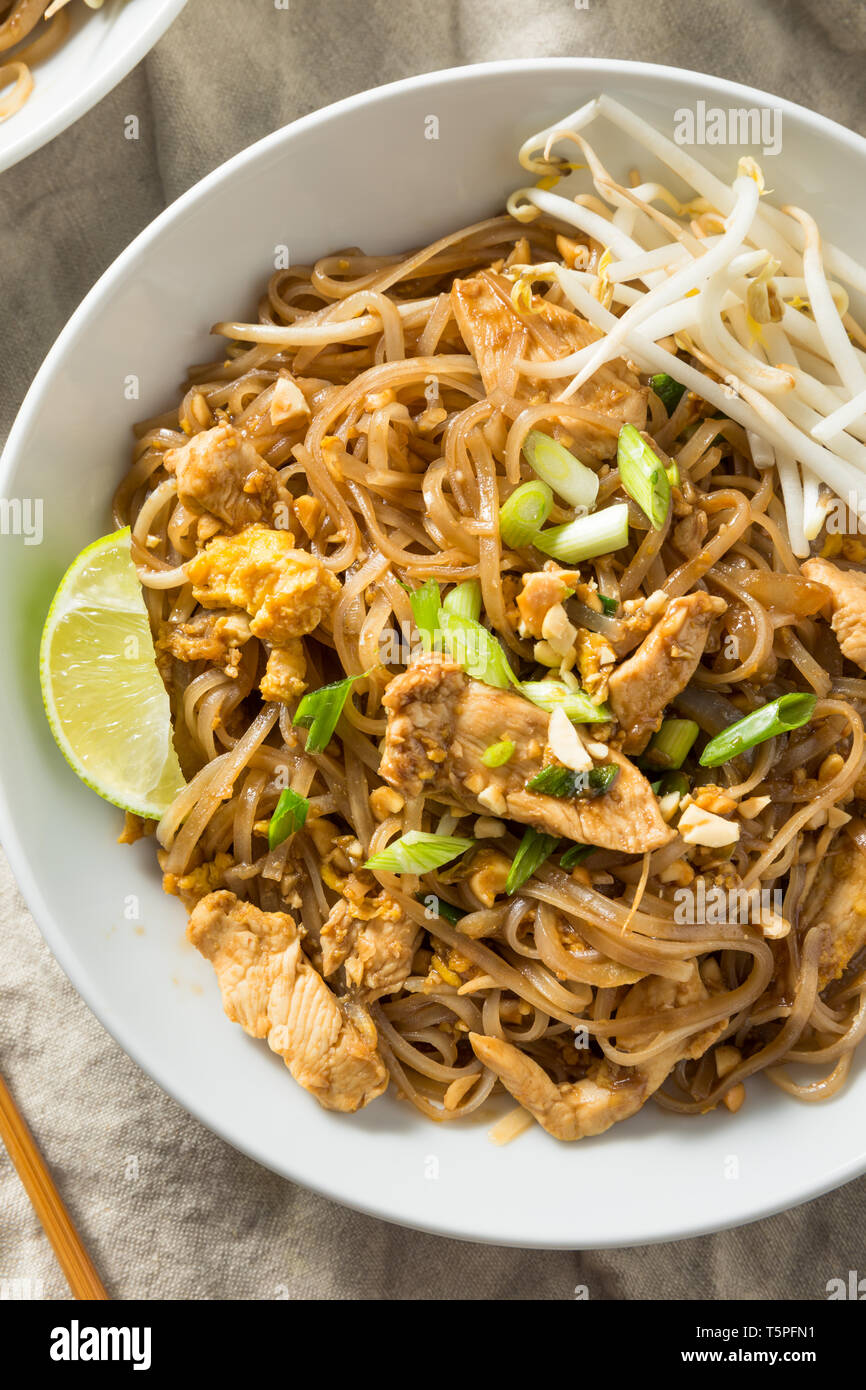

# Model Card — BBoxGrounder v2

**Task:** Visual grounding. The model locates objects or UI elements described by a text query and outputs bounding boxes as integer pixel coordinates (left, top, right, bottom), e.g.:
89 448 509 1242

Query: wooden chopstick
0 1070 109 1300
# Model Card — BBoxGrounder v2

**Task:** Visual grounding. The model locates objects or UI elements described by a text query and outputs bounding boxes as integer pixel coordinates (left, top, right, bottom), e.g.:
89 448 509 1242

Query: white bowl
0 0 187 175
2 59 865 1248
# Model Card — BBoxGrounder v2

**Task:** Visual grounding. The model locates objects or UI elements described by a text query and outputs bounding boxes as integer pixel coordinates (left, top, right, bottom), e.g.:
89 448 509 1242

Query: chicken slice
450 273 646 460
380 658 673 853
470 963 723 1140
802 836 866 989
188 890 388 1112
608 592 727 753
187 524 341 646
165 423 292 531
321 872 420 997
802 557 866 669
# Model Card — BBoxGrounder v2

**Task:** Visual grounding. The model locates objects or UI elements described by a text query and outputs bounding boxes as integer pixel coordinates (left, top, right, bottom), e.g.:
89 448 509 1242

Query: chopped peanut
693 788 738 816
369 786 405 821
467 849 512 907
714 1045 741 1078
294 494 324 538
723 1083 746 1113
818 753 845 783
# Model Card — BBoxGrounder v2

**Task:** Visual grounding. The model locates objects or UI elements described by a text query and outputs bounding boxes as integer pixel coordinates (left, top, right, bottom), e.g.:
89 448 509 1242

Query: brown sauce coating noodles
116 213 866 1136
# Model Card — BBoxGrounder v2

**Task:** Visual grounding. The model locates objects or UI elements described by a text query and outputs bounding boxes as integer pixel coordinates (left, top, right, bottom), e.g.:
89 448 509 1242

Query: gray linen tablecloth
1 0 865 1301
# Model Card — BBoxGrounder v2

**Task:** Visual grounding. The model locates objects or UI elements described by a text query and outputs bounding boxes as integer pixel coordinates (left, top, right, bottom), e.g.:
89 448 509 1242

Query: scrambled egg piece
164 851 234 905
259 640 307 702
187 524 341 645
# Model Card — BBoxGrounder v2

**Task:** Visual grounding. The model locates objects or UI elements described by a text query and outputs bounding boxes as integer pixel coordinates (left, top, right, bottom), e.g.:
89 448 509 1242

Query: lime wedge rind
40 527 187 820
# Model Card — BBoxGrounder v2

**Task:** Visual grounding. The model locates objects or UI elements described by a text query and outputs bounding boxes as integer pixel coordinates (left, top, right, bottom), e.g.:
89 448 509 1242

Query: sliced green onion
659 770 689 798
408 578 441 652
645 718 700 770
505 827 560 895
534 503 629 564
699 693 817 768
599 594 619 615
443 579 482 622
523 430 599 510
293 672 366 752
417 892 466 925
439 609 519 690
666 460 680 488
522 680 611 724
365 830 474 875
560 842 593 869
650 372 687 415
499 479 554 549
526 763 619 799
481 739 515 768
617 423 671 531
267 788 309 849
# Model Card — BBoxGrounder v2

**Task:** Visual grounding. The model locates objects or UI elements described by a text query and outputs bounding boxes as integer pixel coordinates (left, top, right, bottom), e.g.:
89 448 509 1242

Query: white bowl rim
3 56 866 1248
0 0 189 176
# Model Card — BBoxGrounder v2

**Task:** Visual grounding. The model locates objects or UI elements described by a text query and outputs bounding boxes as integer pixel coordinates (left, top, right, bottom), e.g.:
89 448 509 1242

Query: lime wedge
40 527 186 819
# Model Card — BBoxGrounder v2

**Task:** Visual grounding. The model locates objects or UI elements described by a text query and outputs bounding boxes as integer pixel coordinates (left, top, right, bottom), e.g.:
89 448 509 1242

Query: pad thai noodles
113 97 866 1141
0 0 107 122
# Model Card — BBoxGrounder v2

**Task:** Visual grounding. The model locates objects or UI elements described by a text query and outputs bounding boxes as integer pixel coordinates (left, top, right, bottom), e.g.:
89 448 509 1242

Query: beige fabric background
1 0 865 1301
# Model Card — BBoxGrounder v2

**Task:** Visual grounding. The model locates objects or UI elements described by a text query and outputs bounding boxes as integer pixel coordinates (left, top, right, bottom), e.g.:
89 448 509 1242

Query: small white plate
2 59 865 1247
0 0 187 175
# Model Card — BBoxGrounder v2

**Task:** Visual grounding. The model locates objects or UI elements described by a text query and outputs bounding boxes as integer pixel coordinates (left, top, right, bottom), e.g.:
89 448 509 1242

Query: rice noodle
112 107 866 1141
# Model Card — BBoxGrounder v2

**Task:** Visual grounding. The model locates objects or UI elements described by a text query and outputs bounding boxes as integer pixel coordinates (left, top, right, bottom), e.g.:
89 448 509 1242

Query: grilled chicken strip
608 592 727 753
450 272 646 460
164 423 293 532
470 963 724 1141
802 834 866 989
188 890 388 1112
802 558 866 670
321 872 420 998
380 658 673 853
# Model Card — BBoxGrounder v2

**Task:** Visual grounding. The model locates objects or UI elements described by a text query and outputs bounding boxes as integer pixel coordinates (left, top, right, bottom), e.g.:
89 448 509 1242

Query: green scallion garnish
650 373 687 416
534 503 629 564
659 770 689 798
365 831 474 875
442 579 482 622
698 693 817 767
525 763 619 799
617 423 671 531
599 594 619 615
505 827 560 895
408 578 442 652
267 788 309 849
293 672 366 753
521 680 611 724
645 718 700 770
439 609 519 690
481 739 515 767
499 479 554 549
523 431 599 510
560 842 593 869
